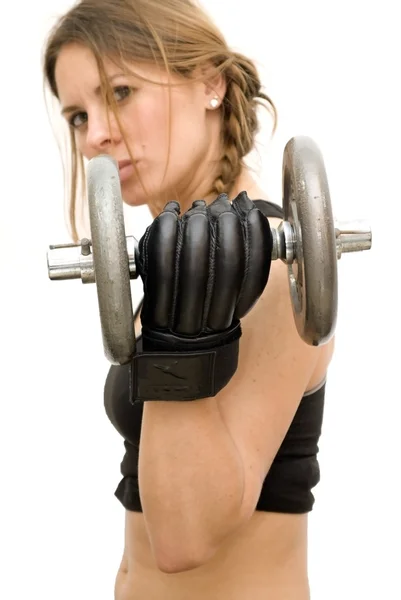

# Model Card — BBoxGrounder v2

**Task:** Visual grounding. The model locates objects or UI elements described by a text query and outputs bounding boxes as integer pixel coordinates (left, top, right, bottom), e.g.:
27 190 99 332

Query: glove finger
145 209 179 329
174 202 210 336
207 193 232 218
234 203 273 319
207 210 244 330
162 200 181 214
231 190 255 217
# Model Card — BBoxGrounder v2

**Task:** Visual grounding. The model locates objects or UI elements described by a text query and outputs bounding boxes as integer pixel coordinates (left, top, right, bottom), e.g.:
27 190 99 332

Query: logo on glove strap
152 361 186 380
131 352 215 401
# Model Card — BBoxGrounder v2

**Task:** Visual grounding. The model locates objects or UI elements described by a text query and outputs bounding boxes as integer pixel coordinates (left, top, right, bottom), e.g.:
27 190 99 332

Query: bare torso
113 210 334 599
116 511 310 599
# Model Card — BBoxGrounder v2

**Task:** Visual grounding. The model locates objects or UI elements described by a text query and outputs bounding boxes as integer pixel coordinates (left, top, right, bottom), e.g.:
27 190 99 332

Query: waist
116 511 310 600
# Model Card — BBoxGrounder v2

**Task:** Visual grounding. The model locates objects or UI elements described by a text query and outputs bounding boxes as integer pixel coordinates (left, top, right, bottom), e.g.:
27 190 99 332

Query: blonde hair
43 0 277 241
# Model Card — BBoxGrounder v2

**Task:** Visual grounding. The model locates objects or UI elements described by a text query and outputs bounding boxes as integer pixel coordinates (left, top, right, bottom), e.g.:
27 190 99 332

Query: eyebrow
60 73 125 115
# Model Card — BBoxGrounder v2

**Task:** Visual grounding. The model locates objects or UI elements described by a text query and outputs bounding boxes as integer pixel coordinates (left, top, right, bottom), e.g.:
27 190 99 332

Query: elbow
156 555 207 575
146 493 250 574
153 538 218 575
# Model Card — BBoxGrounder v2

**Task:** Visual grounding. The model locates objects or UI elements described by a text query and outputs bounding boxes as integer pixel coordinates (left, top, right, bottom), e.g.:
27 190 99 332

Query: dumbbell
46 136 372 365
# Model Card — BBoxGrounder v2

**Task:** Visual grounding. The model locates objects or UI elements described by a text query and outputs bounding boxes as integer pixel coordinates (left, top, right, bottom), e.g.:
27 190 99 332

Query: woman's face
54 43 225 211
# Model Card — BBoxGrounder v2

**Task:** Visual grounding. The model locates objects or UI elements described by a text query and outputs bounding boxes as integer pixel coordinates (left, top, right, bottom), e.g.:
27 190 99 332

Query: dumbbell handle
47 219 372 282
47 236 138 282
334 220 372 257
271 218 372 261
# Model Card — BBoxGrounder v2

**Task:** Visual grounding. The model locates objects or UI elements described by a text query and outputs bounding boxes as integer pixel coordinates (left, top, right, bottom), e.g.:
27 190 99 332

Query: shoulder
235 215 327 379
238 213 334 394
240 213 331 367
214 212 334 513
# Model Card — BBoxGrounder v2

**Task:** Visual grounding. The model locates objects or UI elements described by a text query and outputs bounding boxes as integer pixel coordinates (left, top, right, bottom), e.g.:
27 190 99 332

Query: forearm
138 398 246 572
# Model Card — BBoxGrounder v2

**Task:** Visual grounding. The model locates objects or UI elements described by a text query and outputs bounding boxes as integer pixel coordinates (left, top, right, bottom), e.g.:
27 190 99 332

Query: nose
86 108 122 153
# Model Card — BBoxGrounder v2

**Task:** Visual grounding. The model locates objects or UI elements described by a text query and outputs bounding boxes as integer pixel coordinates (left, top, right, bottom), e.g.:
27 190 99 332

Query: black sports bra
103 200 326 514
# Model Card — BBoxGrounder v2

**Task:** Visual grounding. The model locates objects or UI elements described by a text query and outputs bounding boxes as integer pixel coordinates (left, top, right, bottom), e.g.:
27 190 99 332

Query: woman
43 0 335 598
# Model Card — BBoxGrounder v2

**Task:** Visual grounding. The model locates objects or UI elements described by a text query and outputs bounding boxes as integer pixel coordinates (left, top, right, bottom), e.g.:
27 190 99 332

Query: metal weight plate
87 155 136 365
282 136 338 346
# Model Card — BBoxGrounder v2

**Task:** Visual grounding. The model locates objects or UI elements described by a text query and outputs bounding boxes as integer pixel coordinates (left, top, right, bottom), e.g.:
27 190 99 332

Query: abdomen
115 510 310 600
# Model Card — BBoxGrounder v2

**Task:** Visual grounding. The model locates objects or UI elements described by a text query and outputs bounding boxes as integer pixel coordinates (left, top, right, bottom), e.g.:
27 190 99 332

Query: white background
0 1 398 598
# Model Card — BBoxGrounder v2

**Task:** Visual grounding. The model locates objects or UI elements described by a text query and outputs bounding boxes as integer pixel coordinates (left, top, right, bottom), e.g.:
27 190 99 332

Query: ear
202 67 227 111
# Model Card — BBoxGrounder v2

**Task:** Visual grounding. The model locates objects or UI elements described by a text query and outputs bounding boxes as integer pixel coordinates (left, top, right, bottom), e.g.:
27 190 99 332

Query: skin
56 44 232 216
55 43 335 599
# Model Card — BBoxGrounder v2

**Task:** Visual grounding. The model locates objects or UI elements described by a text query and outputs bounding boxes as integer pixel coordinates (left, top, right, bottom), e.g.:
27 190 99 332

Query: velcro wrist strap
129 337 240 403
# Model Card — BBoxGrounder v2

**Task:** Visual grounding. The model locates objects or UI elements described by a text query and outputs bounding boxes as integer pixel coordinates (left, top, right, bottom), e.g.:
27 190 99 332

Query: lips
117 159 135 183
118 159 133 170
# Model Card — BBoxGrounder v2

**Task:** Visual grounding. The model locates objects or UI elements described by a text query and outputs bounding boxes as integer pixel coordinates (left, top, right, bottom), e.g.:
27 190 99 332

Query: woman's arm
139 390 247 573
138 256 333 573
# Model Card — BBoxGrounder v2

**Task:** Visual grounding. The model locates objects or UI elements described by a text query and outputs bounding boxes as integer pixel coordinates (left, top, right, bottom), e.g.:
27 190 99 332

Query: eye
69 112 88 129
113 85 133 102
67 86 133 130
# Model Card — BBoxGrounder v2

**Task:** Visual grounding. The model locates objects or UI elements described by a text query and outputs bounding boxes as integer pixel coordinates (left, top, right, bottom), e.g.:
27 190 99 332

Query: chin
122 193 149 208
121 176 173 212
120 178 150 208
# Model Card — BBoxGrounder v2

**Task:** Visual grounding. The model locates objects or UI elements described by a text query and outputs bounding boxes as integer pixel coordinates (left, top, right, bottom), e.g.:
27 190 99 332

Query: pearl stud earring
209 96 219 109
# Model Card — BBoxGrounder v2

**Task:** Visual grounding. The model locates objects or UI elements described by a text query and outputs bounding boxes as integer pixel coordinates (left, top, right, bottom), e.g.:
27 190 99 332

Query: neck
148 167 265 220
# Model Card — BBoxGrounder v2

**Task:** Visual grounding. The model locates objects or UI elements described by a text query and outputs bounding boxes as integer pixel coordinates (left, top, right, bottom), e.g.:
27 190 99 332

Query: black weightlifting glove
130 192 273 403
